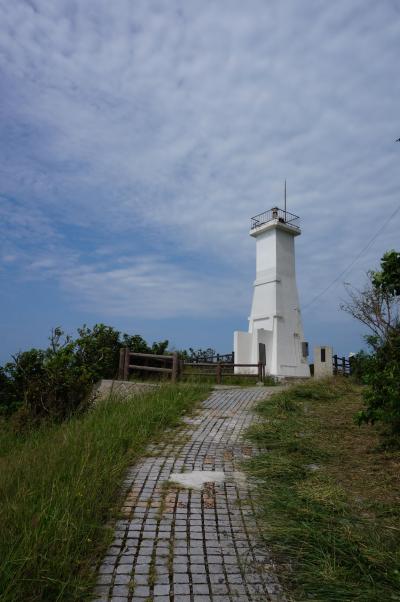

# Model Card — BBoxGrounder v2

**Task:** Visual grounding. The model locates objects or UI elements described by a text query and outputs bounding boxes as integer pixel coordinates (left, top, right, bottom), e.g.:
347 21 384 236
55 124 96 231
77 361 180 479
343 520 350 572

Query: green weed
244 378 400 602
0 383 209 602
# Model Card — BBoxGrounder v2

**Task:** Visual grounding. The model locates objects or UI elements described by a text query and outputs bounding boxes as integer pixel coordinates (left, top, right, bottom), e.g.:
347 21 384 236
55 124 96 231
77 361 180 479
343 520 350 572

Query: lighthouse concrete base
234 327 310 379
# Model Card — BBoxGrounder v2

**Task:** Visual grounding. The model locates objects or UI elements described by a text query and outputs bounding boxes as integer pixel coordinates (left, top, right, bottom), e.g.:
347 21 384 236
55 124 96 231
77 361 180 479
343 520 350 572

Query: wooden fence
118 349 265 384
181 361 265 383
118 349 179 382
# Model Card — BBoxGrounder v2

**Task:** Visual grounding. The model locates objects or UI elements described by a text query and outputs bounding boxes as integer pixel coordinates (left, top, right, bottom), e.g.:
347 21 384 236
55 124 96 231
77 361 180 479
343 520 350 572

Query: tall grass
0 383 208 602
245 378 400 602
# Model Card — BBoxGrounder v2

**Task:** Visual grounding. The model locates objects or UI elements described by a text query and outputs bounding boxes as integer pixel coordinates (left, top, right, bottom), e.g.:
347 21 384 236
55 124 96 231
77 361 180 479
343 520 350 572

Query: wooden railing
118 350 265 384
182 361 265 384
118 349 179 382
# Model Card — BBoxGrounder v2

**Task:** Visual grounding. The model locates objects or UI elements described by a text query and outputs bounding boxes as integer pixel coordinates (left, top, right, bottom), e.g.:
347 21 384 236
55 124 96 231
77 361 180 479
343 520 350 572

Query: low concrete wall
94 379 159 400
233 331 254 374
314 346 333 379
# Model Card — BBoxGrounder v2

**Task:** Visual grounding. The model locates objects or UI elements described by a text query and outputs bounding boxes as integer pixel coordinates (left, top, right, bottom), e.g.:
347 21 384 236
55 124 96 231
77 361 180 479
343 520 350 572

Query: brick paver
93 388 285 601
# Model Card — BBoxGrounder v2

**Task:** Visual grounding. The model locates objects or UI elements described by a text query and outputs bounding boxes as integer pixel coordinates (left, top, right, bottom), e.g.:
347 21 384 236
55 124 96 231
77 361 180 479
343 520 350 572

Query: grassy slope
245 378 400 602
0 384 209 602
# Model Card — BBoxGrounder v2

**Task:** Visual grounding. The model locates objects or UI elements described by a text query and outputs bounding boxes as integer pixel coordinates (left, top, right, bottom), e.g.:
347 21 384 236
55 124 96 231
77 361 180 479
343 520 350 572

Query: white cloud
24 252 250 318
0 0 399 323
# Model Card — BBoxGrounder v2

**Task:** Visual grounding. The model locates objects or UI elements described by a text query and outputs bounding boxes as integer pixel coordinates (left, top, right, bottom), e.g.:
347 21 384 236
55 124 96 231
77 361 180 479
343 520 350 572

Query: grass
0 383 209 602
244 377 400 602
129 371 277 387
181 372 277 387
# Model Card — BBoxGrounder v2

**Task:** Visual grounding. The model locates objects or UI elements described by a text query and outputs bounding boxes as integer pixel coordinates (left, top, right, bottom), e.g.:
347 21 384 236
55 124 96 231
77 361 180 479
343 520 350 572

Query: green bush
0 325 169 422
358 328 400 435
372 250 400 296
75 324 122 380
75 325 169 380
0 341 93 422
342 250 400 438
349 350 373 383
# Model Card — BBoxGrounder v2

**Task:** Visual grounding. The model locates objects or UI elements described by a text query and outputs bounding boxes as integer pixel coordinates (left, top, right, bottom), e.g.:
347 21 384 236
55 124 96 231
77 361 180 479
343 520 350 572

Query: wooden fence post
118 348 125 380
216 363 222 384
123 347 130 381
171 352 178 383
333 354 338 375
258 362 263 381
342 356 346 375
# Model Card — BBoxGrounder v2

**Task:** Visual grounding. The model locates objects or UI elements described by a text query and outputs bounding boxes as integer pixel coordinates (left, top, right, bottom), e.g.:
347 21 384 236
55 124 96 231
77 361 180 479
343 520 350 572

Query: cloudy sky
0 0 399 362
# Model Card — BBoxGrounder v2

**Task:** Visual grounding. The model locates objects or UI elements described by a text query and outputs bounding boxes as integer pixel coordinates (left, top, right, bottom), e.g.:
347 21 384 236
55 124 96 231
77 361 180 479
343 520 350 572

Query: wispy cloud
18 246 249 318
0 1 399 347
58 257 249 319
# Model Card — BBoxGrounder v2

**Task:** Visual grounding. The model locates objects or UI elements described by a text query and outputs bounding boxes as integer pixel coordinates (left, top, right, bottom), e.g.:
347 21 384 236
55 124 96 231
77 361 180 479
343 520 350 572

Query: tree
0 342 92 422
151 340 169 355
187 347 216 362
372 250 400 296
76 324 122 380
357 328 400 434
341 271 399 348
341 251 400 437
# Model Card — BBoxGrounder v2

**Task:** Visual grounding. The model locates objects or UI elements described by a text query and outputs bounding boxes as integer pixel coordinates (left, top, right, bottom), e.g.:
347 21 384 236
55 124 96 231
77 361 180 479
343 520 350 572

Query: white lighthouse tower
234 206 310 378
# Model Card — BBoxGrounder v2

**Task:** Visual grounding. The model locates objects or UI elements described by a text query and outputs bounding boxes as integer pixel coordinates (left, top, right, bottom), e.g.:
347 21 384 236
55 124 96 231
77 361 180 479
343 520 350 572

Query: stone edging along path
93 387 286 602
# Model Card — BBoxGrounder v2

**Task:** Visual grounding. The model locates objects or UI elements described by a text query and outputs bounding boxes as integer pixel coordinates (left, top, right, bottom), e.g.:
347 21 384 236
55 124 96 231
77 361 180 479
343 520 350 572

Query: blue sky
0 0 399 363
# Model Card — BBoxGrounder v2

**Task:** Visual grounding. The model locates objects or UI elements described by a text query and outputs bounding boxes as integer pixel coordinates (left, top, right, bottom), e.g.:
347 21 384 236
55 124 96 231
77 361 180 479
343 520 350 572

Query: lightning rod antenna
284 179 287 222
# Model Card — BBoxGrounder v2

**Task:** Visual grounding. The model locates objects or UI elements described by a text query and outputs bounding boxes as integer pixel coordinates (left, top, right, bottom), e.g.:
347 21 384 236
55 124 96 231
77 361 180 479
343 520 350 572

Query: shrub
0 325 170 422
75 324 122 380
1 341 92 422
0 349 47 417
357 328 400 435
349 350 372 383
342 250 400 438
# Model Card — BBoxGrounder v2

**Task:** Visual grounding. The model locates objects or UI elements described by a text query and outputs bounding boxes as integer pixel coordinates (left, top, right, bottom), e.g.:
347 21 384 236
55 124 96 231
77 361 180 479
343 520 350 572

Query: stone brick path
93 388 285 602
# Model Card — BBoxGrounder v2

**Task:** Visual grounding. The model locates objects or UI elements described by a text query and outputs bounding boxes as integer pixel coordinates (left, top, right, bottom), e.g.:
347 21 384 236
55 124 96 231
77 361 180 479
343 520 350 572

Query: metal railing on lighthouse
250 207 300 231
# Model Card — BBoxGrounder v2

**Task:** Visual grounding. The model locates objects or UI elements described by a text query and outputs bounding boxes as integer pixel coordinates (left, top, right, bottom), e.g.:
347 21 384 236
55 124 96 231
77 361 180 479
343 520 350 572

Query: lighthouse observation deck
250 207 300 231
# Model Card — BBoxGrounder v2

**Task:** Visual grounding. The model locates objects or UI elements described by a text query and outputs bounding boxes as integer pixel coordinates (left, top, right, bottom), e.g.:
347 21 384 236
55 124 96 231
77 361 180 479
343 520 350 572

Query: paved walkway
93 388 285 602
